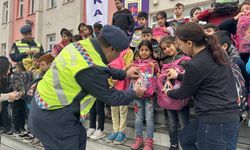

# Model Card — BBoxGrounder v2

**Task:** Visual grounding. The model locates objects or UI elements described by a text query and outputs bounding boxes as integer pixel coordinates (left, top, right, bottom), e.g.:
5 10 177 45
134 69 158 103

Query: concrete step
87 137 168 150
0 135 44 150
86 118 250 150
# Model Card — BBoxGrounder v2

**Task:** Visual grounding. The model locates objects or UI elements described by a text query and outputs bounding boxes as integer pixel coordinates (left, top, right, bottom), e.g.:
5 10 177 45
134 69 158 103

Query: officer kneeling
28 25 145 150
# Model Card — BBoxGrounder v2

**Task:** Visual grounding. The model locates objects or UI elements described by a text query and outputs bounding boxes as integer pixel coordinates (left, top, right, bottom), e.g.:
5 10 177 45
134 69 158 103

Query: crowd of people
0 0 250 150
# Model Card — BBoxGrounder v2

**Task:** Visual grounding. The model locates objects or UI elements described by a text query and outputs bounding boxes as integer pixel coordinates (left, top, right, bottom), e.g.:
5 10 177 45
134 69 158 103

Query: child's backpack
109 49 130 90
236 15 250 54
212 0 239 15
231 62 248 122
157 56 191 110
130 60 157 97
10 71 33 97
153 26 171 43
130 29 142 49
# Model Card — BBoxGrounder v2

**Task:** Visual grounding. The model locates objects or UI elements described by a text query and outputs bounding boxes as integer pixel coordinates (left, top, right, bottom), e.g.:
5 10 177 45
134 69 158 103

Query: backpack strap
172 56 191 66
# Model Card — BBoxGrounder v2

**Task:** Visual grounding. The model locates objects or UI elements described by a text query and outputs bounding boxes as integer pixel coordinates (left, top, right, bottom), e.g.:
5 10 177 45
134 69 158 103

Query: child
189 7 202 23
130 40 159 150
78 23 93 39
23 53 42 80
105 48 134 144
72 34 83 42
168 3 189 29
153 11 174 43
203 23 219 35
11 62 32 134
141 27 162 61
219 0 250 63
37 54 54 76
159 36 189 150
51 28 72 57
130 11 148 51
93 23 103 37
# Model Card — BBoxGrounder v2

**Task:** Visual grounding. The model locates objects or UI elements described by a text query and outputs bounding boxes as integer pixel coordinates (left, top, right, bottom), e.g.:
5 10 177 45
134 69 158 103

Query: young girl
131 40 159 150
78 23 93 39
153 11 174 43
51 28 72 57
159 36 190 150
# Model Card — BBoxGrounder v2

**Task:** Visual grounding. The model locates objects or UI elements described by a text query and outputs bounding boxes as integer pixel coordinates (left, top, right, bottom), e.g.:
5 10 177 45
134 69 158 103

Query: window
2 2 8 23
1 43 6 56
48 0 56 8
18 0 24 18
29 0 35 14
47 34 56 52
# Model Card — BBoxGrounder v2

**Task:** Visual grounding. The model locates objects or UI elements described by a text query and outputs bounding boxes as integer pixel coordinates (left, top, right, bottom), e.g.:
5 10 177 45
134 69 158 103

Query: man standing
28 25 145 150
10 24 44 62
112 0 135 35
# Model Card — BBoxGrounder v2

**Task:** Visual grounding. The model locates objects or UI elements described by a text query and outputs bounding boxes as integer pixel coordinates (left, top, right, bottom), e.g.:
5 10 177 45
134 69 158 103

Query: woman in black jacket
0 56 21 134
166 22 240 150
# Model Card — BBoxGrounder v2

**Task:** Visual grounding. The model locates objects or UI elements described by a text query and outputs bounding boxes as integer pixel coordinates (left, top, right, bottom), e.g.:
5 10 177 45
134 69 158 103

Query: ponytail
205 35 229 66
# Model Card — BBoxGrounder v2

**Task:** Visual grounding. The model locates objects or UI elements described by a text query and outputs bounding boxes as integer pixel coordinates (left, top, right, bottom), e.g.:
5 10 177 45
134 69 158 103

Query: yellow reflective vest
15 40 42 54
36 39 106 121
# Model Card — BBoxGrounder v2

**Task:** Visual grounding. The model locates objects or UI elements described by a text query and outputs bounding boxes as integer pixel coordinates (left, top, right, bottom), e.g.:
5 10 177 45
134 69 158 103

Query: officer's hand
126 67 140 79
134 82 146 98
25 50 34 55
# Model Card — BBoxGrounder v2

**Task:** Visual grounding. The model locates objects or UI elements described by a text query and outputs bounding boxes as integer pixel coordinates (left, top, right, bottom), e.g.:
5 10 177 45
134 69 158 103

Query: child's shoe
131 136 143 150
106 132 118 143
113 132 126 144
143 138 154 150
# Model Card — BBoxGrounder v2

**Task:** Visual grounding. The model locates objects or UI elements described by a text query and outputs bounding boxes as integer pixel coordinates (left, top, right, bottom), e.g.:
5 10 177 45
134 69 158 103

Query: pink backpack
130 59 157 97
157 56 191 110
109 50 128 90
153 26 170 43
235 15 250 53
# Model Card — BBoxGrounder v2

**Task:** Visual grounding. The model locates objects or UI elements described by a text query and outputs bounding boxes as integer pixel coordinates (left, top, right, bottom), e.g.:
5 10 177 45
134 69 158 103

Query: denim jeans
167 106 189 145
134 98 154 138
179 119 240 150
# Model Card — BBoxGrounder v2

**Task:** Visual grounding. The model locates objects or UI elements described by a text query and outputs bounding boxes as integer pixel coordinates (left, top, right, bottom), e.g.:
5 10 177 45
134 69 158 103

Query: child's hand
167 68 178 80
149 62 155 67
162 27 169 33
234 12 245 20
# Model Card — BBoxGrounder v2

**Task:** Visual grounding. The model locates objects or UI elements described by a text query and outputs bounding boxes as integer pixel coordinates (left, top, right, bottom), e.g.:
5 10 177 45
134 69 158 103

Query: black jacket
168 48 239 123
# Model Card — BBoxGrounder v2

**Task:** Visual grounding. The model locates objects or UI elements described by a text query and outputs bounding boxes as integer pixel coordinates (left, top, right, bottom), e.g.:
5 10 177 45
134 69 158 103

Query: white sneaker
90 129 105 140
87 128 96 138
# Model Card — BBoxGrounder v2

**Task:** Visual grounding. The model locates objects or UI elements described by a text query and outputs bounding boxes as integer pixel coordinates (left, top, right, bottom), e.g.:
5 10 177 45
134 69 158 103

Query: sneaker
87 128 96 138
31 138 40 145
90 129 105 140
106 132 118 143
22 134 35 143
169 145 179 150
113 132 126 145
17 131 30 139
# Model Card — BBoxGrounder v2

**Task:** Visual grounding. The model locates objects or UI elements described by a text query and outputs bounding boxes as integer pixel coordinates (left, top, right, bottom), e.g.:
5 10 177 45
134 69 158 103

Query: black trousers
12 99 26 131
1 101 11 131
29 100 87 150
89 100 105 131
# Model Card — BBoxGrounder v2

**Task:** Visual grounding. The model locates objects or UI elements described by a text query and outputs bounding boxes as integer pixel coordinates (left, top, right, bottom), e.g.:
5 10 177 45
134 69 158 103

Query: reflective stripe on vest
15 41 41 53
37 39 106 111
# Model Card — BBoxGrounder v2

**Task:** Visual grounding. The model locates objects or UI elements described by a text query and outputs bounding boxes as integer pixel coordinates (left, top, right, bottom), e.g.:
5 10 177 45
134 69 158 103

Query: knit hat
101 25 129 51
20 24 32 34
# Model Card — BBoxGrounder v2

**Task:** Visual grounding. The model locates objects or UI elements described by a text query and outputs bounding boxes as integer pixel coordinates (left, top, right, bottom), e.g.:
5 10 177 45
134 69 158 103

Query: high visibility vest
36 39 106 120
15 40 42 54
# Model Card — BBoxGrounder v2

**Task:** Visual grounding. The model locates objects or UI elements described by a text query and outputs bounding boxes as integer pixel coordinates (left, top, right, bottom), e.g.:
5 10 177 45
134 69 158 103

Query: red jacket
197 9 235 25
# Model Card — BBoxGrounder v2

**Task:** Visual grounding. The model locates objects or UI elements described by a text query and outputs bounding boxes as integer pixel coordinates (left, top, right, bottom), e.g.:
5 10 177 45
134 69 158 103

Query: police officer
28 25 145 150
10 24 44 62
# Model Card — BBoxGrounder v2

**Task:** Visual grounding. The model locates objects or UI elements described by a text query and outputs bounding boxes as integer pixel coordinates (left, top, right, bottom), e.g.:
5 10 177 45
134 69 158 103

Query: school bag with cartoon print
130 59 158 97
231 62 248 122
10 71 33 97
157 56 191 110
